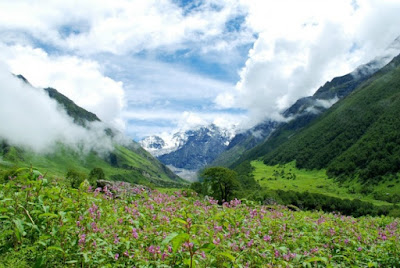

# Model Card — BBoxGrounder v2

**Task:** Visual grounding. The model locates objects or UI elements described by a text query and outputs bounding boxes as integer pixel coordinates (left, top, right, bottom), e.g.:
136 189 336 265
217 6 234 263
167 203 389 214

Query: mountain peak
43 87 100 127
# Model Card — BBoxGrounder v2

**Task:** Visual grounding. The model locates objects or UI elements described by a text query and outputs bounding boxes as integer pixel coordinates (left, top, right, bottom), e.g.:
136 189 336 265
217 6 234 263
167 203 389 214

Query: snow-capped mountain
139 124 236 179
139 132 188 157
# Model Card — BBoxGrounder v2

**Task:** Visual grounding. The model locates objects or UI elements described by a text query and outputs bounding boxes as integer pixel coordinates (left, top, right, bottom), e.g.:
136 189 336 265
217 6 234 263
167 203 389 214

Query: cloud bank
1 0 400 139
0 64 117 154
0 44 126 131
226 0 400 124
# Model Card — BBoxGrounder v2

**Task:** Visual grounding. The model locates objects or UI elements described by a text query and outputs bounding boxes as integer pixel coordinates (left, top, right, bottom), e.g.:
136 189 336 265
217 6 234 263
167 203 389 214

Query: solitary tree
66 169 87 189
201 167 240 203
88 167 105 186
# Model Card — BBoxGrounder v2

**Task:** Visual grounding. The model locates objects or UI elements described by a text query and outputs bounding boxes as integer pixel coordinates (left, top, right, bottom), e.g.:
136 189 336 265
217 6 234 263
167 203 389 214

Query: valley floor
1 171 399 267
252 161 400 207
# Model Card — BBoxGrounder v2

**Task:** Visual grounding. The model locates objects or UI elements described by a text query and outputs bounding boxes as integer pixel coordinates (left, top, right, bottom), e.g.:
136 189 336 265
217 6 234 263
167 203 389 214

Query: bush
66 169 87 189
88 167 105 186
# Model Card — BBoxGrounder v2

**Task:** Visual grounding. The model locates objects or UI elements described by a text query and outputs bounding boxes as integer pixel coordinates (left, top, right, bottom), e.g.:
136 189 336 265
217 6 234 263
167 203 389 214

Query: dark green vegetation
251 161 400 206
210 54 400 218
223 52 381 170
43 87 100 127
192 167 240 203
239 54 400 183
192 164 400 218
264 56 400 183
1 168 400 267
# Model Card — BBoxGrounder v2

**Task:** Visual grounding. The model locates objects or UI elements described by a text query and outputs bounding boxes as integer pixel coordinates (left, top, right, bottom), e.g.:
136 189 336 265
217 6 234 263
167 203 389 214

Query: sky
1 0 400 141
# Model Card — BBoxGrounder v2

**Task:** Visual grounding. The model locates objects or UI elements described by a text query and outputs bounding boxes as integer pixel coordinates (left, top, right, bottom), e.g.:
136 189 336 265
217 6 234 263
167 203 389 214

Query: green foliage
1 83 184 188
233 54 400 184
1 169 400 267
190 181 203 195
66 169 87 188
0 142 186 189
257 189 393 217
262 55 400 183
88 167 105 186
200 167 241 203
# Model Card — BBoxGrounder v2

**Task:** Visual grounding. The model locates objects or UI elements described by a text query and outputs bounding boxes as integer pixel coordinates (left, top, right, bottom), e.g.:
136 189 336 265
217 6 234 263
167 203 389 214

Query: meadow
1 168 399 267
251 160 400 207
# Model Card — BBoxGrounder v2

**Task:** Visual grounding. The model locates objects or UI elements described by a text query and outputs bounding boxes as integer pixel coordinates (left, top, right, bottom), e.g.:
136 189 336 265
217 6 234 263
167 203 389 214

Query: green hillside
221 54 379 169
251 160 400 206
0 142 184 187
0 78 185 187
233 54 400 185
44 87 100 126
263 54 400 182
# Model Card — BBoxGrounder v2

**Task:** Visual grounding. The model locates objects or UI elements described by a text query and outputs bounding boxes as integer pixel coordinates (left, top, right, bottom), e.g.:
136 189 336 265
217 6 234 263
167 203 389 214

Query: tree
201 167 240 203
66 169 87 189
88 167 105 186
190 181 203 195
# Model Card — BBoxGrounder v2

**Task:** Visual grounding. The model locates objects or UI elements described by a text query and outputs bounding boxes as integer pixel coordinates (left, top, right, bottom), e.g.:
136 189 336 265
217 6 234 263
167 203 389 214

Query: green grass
251 160 397 206
1 143 186 187
1 170 399 267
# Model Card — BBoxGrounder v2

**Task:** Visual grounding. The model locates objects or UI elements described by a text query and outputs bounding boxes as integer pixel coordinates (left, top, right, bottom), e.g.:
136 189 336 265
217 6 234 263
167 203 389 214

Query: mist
0 64 120 155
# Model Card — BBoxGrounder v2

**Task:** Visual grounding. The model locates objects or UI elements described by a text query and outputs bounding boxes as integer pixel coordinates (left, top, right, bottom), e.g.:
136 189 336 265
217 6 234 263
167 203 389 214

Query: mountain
234 53 400 184
230 38 400 169
211 120 278 167
0 76 185 187
263 54 400 181
211 40 400 169
140 132 188 157
140 124 234 180
284 36 400 118
43 87 100 127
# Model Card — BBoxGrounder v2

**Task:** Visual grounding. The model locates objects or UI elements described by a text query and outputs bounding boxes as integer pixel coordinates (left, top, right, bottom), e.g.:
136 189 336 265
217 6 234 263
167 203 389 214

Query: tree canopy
200 167 240 203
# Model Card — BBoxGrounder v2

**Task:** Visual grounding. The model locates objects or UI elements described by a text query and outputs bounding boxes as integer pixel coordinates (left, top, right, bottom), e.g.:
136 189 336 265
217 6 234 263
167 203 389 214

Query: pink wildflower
213 237 221 245
263 235 271 242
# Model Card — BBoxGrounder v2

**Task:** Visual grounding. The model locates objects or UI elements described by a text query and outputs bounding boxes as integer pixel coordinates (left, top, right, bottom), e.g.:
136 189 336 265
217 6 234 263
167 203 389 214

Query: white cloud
0 44 126 130
1 0 400 141
0 64 116 154
0 0 248 56
123 109 245 136
218 0 400 122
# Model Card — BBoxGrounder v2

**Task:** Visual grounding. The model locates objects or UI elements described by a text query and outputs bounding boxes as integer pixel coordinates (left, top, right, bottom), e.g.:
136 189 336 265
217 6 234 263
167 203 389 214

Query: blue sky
1 0 400 141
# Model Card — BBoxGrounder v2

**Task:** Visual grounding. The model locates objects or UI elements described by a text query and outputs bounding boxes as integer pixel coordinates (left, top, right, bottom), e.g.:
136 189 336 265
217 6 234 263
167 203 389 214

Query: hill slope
239 54 400 183
225 38 400 170
0 76 184 187
211 120 277 167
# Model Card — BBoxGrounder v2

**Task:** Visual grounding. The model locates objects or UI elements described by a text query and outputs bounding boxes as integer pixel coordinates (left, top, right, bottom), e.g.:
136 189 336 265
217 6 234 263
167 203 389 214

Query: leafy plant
1 168 399 267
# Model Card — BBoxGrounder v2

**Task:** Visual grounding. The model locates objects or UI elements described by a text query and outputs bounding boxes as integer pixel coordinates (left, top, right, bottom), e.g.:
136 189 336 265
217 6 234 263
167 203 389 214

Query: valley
1 2 400 266
251 160 399 207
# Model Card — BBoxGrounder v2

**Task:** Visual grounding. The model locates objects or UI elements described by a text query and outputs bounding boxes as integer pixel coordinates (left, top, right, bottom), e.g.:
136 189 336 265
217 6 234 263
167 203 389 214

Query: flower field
0 170 399 267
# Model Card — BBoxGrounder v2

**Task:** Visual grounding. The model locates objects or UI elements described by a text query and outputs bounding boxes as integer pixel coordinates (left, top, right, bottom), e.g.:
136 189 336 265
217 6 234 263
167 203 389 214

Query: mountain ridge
0 75 184 187
235 52 400 185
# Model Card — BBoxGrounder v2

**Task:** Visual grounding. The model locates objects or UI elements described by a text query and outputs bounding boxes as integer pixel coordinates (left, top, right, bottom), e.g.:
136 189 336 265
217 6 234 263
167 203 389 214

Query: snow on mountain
140 132 188 157
140 124 235 158
139 124 236 180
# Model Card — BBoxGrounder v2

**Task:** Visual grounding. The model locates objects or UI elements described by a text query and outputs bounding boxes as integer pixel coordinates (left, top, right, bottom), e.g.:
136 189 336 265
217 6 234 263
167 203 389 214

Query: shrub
66 169 87 189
